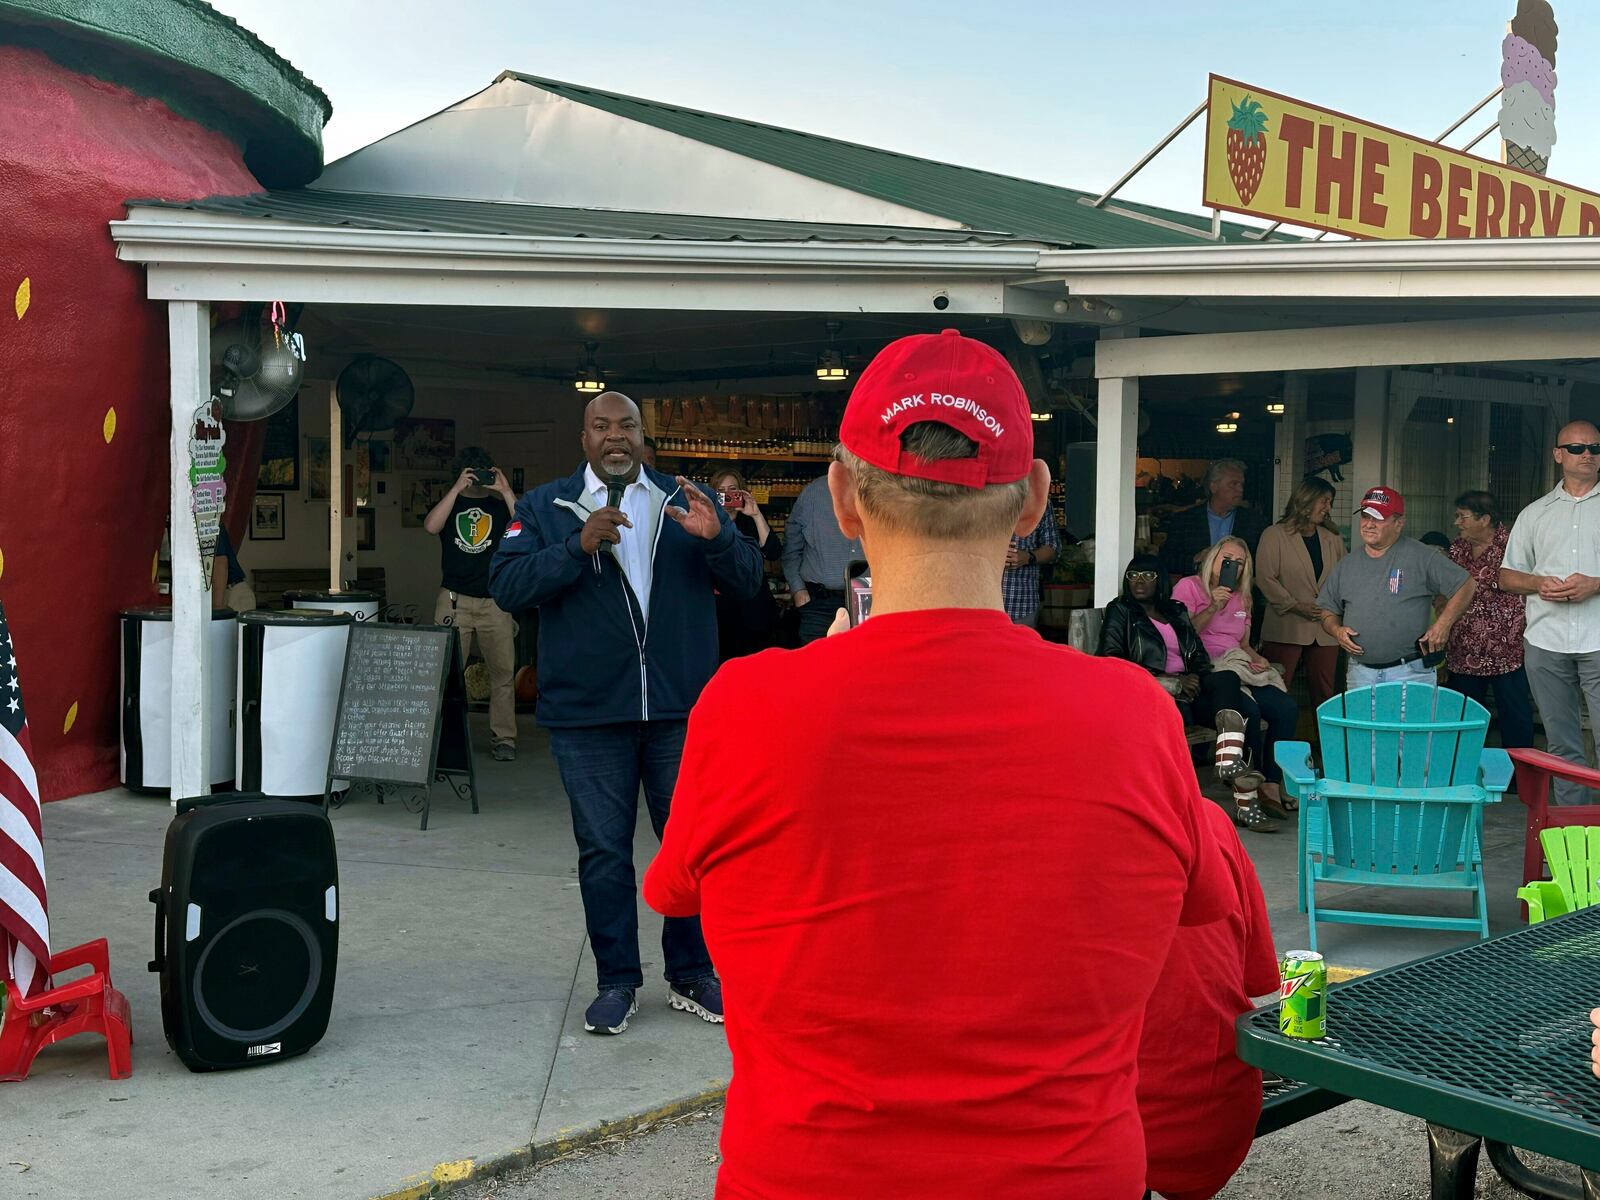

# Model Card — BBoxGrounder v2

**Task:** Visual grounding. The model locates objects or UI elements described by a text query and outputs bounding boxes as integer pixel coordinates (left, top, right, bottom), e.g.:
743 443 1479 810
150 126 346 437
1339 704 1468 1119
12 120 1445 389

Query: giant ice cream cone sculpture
1500 1 1557 175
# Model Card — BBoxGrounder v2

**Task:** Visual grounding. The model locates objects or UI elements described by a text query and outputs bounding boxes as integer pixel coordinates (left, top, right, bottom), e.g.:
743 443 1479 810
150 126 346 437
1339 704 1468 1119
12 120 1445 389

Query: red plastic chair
0 938 132 1082
1508 747 1600 886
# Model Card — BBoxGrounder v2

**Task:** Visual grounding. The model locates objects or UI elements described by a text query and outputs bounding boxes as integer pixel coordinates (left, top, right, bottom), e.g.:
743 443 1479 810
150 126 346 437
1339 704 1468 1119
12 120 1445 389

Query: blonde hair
834 422 1032 541
1197 536 1254 599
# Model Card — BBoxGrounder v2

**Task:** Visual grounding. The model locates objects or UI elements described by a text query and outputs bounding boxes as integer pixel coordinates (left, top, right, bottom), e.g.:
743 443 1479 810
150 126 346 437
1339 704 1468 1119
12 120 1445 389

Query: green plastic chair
1276 682 1512 953
1517 825 1600 923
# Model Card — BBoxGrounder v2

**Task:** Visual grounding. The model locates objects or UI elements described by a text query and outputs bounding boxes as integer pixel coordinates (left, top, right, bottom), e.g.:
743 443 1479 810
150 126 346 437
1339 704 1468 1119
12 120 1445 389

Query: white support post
1274 372 1309 517
1351 367 1389 504
329 382 344 591
1094 328 1140 608
168 300 211 802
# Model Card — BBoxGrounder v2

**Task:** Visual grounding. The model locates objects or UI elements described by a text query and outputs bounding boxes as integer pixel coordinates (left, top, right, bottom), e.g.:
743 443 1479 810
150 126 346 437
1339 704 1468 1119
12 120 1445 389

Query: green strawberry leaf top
1228 96 1269 142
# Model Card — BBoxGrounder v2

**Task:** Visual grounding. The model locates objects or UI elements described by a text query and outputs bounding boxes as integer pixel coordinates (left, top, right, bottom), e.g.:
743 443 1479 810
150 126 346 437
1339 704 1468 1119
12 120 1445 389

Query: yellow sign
1202 74 1600 240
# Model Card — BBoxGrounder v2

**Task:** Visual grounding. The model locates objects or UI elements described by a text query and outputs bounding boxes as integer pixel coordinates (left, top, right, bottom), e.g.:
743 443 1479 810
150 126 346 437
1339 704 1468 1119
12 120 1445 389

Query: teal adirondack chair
1276 683 1512 953
1517 825 1600 923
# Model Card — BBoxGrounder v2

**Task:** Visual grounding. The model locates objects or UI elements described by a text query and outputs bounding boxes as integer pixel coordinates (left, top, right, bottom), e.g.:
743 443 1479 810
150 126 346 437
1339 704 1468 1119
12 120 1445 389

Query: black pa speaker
149 794 339 1071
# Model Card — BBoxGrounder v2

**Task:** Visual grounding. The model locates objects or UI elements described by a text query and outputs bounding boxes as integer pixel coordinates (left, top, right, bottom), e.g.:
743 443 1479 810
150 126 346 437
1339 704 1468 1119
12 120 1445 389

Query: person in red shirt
1139 801 1279 1200
644 329 1238 1200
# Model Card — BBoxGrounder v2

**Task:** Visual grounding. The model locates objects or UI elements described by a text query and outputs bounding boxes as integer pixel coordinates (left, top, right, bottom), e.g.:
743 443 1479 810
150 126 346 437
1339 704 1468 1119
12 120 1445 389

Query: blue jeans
1346 659 1437 690
1449 666 1536 749
548 721 713 990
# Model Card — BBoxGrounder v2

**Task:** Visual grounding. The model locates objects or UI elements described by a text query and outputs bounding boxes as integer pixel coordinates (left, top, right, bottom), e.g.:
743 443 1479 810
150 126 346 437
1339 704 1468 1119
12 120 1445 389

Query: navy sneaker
667 975 724 1024
583 987 638 1035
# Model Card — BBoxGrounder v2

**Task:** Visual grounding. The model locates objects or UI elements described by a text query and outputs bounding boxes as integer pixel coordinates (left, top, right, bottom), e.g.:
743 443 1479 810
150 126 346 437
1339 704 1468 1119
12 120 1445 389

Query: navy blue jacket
488 465 765 727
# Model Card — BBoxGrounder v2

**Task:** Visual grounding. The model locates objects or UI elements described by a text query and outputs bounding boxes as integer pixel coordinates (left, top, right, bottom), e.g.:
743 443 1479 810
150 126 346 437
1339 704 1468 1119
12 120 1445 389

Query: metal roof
1 0 330 185
133 188 1032 244
498 71 1291 249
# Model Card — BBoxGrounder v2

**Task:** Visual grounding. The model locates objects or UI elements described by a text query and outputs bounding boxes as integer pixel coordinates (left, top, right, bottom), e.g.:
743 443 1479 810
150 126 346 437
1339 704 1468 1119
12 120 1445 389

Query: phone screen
844 559 872 626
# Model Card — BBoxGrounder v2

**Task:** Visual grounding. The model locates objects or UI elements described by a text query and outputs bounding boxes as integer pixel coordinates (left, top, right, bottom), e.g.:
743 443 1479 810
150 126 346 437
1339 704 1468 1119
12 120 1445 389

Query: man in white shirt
1501 420 1600 803
489 391 764 1035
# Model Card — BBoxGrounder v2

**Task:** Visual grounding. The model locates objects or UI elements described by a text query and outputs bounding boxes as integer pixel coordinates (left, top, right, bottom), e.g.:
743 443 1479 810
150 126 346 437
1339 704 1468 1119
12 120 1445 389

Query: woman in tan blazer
1256 477 1346 711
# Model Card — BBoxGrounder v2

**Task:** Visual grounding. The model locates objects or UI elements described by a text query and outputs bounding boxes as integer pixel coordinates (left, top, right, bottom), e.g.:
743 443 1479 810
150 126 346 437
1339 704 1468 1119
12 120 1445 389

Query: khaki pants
435 589 518 746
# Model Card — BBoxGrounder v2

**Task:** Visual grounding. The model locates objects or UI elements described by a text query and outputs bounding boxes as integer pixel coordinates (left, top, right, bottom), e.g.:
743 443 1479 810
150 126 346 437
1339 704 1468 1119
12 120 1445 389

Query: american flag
0 600 49 998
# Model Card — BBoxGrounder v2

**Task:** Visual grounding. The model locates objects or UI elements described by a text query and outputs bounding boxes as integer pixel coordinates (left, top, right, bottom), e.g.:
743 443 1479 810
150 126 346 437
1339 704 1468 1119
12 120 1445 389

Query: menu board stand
324 622 478 830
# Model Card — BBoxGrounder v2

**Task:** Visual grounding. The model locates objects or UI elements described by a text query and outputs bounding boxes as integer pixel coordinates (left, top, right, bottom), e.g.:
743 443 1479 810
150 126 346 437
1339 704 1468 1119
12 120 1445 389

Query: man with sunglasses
1501 421 1600 803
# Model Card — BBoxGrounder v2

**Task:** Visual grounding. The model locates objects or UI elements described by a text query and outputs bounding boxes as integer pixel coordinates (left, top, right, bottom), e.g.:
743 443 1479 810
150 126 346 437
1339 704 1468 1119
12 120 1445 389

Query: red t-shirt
1139 801 1280 1200
644 608 1234 1200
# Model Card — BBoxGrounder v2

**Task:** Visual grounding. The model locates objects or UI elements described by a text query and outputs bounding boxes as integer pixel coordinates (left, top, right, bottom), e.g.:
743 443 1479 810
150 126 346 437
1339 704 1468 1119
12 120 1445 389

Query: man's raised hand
666 477 723 540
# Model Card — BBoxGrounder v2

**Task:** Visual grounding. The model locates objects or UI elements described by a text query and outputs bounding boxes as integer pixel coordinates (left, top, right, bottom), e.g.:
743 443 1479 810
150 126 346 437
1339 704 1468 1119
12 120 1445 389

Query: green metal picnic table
1237 906 1600 1199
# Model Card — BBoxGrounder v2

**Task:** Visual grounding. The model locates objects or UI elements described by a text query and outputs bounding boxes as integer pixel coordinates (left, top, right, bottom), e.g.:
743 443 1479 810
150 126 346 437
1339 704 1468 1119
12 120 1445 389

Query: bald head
1555 419 1600 491
582 391 644 482
584 391 640 424
1558 420 1599 445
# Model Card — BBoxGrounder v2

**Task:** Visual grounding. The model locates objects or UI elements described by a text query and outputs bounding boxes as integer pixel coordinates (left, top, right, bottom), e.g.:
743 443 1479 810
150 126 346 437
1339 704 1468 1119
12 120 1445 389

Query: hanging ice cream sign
189 403 227 585
1202 61 1596 238
1500 0 1558 175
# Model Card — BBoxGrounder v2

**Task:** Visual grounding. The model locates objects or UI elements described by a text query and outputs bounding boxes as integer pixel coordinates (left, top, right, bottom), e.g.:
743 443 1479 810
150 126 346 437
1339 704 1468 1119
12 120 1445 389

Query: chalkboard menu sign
324 622 477 828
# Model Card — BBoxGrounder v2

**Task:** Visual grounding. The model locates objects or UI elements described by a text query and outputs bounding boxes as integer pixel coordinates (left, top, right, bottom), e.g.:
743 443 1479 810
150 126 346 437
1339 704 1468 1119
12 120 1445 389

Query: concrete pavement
0 715 1539 1199
1 721 728 1200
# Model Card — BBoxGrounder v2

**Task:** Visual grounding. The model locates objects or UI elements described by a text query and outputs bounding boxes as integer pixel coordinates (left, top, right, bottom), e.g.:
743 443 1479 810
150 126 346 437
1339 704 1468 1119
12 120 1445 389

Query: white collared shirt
1503 480 1600 654
584 464 659 620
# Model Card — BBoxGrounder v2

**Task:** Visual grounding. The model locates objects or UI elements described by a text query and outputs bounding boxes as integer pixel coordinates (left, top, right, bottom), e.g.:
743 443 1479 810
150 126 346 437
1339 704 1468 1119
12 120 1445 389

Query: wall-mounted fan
335 356 414 444
211 309 305 421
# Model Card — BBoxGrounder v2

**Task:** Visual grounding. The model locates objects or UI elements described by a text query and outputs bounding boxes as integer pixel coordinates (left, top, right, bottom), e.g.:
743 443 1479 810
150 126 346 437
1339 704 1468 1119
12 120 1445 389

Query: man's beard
600 449 636 480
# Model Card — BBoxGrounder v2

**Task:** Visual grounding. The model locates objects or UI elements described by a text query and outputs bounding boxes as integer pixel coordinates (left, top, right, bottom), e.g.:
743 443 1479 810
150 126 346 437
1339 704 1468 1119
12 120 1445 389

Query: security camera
932 291 950 311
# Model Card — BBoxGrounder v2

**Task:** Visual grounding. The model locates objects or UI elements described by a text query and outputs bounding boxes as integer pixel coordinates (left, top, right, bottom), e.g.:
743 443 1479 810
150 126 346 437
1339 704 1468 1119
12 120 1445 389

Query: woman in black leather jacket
1098 554 1279 833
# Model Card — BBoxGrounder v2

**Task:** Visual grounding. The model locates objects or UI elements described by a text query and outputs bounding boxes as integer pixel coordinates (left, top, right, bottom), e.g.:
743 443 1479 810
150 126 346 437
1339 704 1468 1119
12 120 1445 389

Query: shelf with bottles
654 438 834 460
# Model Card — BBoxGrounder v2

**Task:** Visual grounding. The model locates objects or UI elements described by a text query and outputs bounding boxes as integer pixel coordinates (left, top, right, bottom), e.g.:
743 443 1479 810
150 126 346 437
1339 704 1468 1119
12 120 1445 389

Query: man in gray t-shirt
1317 486 1475 690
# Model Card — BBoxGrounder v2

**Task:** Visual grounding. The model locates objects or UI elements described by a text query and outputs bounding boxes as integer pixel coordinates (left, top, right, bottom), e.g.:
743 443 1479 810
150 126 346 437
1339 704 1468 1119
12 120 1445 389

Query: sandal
1232 771 1281 834
1258 781 1296 819
1213 709 1248 781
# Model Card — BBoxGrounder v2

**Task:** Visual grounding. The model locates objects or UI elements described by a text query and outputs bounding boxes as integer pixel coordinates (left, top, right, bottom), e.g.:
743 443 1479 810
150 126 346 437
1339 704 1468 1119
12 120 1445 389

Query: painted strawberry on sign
1226 95 1269 205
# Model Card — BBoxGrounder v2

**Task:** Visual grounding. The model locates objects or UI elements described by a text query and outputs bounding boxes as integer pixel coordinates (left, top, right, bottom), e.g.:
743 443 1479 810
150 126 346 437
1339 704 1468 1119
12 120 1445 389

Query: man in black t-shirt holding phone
424 446 521 760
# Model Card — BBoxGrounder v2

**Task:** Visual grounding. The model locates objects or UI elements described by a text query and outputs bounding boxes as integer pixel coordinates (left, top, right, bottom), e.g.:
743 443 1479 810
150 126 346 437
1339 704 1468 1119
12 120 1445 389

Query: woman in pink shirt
1173 537 1301 818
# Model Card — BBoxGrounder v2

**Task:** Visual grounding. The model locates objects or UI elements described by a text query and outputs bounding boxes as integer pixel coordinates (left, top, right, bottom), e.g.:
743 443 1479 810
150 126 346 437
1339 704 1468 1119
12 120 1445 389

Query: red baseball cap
1358 486 1405 520
838 329 1033 487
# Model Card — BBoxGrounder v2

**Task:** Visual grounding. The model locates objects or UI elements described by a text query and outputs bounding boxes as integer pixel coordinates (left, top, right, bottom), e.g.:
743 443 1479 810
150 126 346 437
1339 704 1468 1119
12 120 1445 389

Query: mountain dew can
1278 951 1327 1039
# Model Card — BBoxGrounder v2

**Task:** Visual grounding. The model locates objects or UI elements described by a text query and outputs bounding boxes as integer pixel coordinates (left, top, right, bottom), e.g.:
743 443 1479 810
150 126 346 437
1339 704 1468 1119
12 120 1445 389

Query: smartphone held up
845 559 872 626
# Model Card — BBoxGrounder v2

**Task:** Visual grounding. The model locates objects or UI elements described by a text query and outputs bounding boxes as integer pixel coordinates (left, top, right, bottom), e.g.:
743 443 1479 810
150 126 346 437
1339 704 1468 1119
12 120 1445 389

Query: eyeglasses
1557 442 1600 456
1125 570 1158 582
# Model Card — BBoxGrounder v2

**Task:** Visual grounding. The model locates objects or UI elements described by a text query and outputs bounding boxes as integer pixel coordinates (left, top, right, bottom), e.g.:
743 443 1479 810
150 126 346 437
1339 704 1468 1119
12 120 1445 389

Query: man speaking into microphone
490 391 762 1036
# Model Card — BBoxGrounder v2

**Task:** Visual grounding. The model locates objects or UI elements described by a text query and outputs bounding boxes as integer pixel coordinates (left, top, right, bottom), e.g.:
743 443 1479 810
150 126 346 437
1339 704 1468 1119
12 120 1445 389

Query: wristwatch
1025 550 1036 566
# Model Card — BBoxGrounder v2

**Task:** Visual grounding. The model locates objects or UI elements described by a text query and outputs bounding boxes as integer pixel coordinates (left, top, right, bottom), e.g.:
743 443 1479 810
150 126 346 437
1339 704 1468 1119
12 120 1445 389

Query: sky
210 0 1596 225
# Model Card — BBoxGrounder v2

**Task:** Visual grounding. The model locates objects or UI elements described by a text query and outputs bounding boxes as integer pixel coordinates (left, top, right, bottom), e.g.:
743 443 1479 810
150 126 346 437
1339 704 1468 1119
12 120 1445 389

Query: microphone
604 477 625 555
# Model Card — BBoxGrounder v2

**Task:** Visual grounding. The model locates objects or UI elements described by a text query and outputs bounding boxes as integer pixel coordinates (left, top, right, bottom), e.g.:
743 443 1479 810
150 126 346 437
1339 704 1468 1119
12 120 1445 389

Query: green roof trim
137 189 1034 245
0 0 329 186
499 70 1293 250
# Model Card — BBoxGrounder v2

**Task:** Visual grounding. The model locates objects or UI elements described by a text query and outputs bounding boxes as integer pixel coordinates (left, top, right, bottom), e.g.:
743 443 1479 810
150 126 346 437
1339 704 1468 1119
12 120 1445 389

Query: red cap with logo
838 328 1034 487
1358 486 1405 520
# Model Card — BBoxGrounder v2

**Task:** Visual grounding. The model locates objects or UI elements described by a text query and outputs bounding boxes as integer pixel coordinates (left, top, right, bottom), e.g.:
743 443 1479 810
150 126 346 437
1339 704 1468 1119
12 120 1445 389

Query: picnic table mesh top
1244 908 1600 1127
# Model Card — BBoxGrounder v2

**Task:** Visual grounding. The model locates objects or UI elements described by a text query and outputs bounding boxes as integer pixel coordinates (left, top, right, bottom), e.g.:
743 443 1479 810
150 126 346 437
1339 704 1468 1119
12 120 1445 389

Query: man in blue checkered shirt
1002 505 1060 626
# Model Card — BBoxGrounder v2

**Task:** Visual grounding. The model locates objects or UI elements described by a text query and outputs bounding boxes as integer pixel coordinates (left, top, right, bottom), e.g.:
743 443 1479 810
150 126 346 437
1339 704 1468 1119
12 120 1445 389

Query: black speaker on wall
149 794 339 1072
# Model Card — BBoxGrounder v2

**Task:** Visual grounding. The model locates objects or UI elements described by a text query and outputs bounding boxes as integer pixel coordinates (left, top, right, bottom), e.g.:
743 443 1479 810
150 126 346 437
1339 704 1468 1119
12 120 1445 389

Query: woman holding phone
710 470 782 659
1172 537 1300 819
